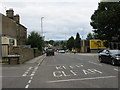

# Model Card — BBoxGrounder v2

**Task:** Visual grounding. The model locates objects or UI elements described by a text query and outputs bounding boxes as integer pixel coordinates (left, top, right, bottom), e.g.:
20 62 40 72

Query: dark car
98 50 120 66
46 48 55 56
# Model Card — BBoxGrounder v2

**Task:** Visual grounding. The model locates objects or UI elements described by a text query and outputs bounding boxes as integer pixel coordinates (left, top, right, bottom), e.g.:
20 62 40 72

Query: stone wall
10 46 42 64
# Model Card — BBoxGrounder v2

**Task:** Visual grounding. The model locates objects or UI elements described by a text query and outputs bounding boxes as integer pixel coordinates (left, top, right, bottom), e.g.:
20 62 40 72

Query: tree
90 2 120 46
74 33 81 49
60 41 67 50
48 40 55 45
67 36 75 51
86 33 98 40
27 31 44 51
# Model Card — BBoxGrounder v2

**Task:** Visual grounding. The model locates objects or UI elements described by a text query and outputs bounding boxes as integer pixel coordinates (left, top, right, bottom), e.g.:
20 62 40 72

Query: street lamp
41 17 44 37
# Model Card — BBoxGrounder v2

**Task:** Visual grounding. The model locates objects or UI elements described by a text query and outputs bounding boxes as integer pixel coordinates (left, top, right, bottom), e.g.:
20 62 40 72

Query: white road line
30 74 35 76
30 77 33 79
47 76 116 83
114 68 120 71
25 72 29 74
28 80 32 84
29 67 33 70
25 84 29 88
22 67 33 77
70 70 77 75
22 74 27 77
27 70 30 72
32 72 36 74
88 61 102 66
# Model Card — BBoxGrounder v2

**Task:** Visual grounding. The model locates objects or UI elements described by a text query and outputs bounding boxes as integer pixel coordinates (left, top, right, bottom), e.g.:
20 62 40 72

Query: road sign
90 40 106 49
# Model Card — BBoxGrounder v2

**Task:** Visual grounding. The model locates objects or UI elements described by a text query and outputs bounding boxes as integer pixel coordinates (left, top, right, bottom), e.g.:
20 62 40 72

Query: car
98 49 120 66
46 48 55 56
58 50 65 53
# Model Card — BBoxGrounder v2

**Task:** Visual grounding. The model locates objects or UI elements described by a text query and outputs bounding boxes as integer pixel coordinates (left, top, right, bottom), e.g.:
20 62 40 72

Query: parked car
98 49 120 66
58 50 65 53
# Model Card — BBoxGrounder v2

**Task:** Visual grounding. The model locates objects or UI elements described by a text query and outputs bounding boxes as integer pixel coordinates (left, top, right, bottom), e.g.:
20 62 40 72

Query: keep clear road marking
88 61 102 66
114 68 120 71
47 76 116 83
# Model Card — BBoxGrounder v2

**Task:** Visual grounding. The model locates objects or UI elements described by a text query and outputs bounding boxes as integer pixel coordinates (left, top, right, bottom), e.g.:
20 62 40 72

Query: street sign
90 40 106 49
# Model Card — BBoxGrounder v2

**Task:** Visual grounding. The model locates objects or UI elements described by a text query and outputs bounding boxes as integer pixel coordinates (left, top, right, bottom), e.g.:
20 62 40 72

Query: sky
0 0 101 40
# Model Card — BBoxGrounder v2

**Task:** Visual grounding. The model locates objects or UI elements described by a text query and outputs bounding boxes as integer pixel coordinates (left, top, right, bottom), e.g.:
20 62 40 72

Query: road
2 53 120 88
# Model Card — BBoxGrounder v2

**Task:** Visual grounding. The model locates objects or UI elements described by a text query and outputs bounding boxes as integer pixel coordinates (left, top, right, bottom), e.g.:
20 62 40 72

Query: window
9 39 15 45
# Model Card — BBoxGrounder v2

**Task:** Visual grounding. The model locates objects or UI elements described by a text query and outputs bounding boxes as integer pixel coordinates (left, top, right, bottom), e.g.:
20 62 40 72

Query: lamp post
41 17 44 37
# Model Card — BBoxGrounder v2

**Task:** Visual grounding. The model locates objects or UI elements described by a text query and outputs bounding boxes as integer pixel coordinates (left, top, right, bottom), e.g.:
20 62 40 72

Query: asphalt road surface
2 53 120 88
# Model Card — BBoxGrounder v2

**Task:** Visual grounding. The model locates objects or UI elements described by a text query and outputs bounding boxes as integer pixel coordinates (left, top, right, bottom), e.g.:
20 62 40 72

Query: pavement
1 53 120 89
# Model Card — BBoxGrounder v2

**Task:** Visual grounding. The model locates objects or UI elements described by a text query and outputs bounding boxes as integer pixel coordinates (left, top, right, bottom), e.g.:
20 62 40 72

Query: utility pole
41 17 44 37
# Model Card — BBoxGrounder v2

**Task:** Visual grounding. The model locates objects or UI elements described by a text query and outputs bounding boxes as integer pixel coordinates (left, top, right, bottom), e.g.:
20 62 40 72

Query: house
1 8 27 46
0 8 27 57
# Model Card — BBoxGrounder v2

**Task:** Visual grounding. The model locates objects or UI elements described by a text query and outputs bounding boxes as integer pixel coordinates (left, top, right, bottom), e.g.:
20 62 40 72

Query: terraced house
0 8 27 57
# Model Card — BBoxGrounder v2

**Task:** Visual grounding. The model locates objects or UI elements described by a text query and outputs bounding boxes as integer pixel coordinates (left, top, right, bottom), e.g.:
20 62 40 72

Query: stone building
0 8 27 46
0 8 27 57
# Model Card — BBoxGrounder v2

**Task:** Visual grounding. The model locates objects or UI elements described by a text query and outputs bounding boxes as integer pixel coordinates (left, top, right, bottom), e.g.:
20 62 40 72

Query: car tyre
99 57 102 63
111 59 116 66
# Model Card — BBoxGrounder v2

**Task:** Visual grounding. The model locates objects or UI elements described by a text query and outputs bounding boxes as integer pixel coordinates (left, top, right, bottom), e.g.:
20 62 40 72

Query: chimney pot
6 8 14 19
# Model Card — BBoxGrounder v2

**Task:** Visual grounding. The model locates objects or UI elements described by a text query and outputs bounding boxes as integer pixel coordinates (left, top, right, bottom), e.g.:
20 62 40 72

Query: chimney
6 8 14 19
14 14 20 24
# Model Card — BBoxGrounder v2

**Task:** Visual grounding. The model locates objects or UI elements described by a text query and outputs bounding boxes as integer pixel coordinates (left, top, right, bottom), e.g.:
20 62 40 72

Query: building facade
1 8 27 57
1 8 27 46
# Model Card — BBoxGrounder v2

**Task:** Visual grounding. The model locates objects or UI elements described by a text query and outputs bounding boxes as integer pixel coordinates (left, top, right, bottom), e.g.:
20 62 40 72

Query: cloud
0 0 100 40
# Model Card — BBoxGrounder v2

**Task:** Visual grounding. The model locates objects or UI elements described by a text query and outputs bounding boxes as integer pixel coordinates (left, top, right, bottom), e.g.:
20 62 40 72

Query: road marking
69 66 74 69
32 72 36 74
22 74 27 77
38 56 46 66
47 76 116 83
22 67 33 77
114 68 120 71
28 80 32 84
53 71 62 77
25 84 29 88
88 61 102 66
63 66 67 69
83 69 102 75
25 72 29 74
76 65 83 67
24 55 46 88
29 67 33 70
70 70 77 75
30 74 35 76
30 77 33 79
61 71 71 77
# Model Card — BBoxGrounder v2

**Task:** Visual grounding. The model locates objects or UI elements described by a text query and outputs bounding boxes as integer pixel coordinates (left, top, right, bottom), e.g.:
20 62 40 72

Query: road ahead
2 53 120 88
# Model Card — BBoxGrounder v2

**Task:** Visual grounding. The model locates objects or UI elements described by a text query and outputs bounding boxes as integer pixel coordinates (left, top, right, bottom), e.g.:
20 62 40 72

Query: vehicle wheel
111 59 116 66
99 57 102 63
